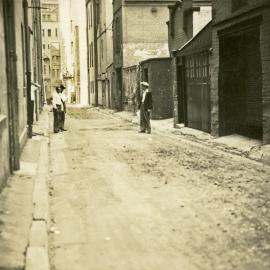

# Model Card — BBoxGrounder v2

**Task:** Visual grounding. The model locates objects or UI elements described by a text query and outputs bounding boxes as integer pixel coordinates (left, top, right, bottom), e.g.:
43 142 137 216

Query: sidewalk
89 107 270 165
0 109 50 270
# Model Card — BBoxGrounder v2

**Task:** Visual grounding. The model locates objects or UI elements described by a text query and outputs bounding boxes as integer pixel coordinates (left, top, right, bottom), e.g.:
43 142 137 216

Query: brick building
211 0 270 144
167 0 212 127
86 0 97 106
41 0 61 102
86 0 113 107
0 0 43 190
113 0 176 111
96 0 113 108
175 22 212 132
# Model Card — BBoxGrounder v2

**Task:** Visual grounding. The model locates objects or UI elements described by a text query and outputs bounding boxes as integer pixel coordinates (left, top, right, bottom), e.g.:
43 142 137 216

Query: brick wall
213 0 269 23
122 65 139 112
122 5 170 67
148 59 173 119
113 8 123 68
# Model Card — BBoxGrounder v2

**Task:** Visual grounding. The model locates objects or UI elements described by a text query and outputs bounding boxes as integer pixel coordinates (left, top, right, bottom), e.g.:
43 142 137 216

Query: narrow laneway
48 108 270 270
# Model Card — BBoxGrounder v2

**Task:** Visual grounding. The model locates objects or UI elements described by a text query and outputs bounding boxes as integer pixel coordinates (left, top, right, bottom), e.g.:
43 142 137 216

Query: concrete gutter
26 111 50 270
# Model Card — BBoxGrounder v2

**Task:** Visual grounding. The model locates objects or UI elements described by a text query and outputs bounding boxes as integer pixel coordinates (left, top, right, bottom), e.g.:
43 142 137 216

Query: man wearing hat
138 81 153 134
52 86 62 133
59 84 67 131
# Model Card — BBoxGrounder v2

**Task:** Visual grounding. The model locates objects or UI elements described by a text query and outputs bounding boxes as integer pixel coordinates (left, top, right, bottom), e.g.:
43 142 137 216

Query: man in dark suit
138 81 153 134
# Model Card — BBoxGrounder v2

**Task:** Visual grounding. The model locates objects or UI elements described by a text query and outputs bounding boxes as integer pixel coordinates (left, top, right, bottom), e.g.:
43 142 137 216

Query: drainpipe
23 0 33 138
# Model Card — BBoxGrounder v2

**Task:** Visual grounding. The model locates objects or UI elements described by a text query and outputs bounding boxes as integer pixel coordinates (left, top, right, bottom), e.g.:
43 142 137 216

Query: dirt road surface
48 108 270 270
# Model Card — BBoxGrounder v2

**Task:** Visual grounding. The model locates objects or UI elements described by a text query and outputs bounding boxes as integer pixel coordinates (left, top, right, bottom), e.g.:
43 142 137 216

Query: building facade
41 0 61 103
86 0 113 108
0 0 43 190
168 0 212 127
113 0 177 111
140 57 173 119
97 0 113 108
86 0 97 106
175 22 212 132
58 0 88 105
211 0 270 144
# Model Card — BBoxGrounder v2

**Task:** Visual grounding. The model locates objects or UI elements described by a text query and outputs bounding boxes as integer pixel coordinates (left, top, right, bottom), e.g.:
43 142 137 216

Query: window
232 0 248 12
48 44 50 49
90 43 94 67
42 29 45 37
48 29 51 37
144 68 148 82
90 3 93 27
42 14 46 21
185 53 209 79
96 2 100 25
47 14 51 20
43 44 45 50
55 28 58 37
115 17 121 53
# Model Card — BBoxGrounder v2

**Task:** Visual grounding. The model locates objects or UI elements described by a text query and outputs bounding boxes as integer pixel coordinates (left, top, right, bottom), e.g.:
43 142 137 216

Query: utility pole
23 0 33 138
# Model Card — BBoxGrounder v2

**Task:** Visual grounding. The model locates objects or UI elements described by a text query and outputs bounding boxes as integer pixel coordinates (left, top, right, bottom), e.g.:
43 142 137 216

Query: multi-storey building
211 0 270 144
41 0 61 102
58 0 88 104
113 0 177 111
167 0 212 130
96 0 113 108
86 0 96 106
0 0 43 190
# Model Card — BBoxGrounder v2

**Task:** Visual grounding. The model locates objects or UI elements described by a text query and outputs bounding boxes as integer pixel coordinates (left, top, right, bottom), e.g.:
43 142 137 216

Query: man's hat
140 81 149 87
60 84 66 89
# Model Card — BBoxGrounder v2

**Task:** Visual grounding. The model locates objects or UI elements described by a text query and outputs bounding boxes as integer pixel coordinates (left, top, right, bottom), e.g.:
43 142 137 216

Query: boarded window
185 53 209 79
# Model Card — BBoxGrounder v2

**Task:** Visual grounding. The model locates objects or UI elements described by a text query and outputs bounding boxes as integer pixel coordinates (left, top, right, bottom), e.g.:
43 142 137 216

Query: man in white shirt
59 84 67 131
52 87 62 133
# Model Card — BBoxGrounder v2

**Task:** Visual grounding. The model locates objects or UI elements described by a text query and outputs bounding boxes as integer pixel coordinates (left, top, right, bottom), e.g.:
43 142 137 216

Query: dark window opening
144 68 149 82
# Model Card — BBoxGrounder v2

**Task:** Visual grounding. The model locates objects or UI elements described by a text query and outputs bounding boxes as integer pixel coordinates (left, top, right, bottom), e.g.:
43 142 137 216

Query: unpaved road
48 108 270 270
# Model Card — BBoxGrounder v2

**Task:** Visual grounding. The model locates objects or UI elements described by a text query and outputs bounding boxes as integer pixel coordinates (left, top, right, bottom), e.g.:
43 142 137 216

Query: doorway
176 62 186 124
116 68 122 111
219 21 262 140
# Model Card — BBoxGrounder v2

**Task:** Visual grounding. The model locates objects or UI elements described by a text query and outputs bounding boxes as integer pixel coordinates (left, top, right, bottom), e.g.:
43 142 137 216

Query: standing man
52 87 62 133
59 84 67 131
138 81 153 134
